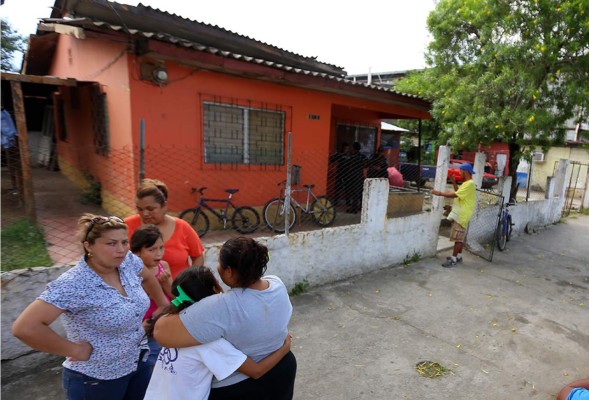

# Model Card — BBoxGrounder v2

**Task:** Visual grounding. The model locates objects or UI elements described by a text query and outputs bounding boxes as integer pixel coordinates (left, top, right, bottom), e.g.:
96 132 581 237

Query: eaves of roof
35 17 430 113
36 0 431 116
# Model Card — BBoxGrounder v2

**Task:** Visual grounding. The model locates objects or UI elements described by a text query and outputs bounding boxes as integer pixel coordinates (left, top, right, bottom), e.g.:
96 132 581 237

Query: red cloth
387 167 403 187
125 215 204 278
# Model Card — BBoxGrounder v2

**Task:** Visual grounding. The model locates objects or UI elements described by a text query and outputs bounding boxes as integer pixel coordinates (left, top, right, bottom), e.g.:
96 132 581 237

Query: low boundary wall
1 149 570 378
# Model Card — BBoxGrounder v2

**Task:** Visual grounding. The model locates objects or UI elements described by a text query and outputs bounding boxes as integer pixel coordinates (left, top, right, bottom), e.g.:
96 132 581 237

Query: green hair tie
171 285 195 307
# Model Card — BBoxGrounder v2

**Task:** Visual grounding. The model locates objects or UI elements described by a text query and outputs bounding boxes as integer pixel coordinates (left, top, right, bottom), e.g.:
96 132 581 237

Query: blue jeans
62 352 152 400
146 336 161 367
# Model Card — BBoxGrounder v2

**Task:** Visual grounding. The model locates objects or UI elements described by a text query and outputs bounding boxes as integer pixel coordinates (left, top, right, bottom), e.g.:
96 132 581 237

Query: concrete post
545 176 555 199
432 145 450 213
473 152 485 190
554 159 570 199
582 170 589 211
502 176 513 204
361 178 389 232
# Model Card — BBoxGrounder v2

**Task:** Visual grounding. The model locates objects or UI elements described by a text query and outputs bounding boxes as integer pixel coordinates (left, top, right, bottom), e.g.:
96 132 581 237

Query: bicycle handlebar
190 187 207 195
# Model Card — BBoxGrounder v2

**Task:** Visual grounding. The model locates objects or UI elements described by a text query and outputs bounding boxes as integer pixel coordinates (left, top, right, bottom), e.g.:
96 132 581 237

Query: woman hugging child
143 266 291 400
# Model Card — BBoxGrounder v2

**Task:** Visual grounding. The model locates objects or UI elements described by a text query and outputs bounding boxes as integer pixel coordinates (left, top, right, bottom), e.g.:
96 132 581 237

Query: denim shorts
62 351 151 400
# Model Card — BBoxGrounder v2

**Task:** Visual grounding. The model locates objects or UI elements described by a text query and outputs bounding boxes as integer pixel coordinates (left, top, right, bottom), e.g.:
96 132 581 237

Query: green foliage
395 0 589 178
289 280 310 296
415 360 452 378
1 218 53 271
80 175 102 205
1 19 25 72
402 251 421 265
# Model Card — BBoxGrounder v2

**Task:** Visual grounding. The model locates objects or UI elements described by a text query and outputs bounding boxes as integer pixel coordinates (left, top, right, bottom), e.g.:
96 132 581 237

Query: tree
1 18 25 72
395 0 589 199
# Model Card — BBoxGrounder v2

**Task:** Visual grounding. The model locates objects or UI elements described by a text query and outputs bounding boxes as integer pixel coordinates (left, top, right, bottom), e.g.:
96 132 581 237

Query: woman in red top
125 179 205 278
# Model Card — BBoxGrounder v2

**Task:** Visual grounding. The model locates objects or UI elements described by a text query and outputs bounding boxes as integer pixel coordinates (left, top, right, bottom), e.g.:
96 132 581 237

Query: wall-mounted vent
532 151 545 162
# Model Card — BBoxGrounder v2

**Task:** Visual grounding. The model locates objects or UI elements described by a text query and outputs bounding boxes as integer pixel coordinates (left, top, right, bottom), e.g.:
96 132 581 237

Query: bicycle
496 199 515 251
178 187 260 238
263 180 336 233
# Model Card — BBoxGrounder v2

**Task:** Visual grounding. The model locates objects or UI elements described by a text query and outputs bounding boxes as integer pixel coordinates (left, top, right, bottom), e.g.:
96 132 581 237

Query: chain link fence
464 189 503 262
2 136 430 270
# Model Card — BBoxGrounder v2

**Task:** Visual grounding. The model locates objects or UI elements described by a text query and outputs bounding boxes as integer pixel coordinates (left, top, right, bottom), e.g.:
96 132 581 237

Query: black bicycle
263 180 336 233
179 187 260 238
496 200 515 251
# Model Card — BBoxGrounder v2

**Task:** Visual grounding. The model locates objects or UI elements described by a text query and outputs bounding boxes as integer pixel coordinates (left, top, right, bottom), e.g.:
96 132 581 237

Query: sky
0 0 436 75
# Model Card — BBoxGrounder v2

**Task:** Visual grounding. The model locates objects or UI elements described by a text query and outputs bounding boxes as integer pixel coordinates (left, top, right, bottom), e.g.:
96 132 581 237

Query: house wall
126 60 424 212
49 34 136 212
527 146 588 193
1 151 570 375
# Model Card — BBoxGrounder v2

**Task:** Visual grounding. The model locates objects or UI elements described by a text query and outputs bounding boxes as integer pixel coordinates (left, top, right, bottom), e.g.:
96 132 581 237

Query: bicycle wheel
506 215 513 242
310 196 336 227
232 206 260 234
263 198 296 233
496 218 507 251
178 208 210 238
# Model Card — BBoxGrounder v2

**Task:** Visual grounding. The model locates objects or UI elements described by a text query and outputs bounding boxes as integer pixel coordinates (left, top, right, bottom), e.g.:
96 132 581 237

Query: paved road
3 215 588 399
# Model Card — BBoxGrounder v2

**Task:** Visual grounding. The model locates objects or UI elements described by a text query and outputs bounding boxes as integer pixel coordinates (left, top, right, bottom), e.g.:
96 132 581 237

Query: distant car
448 159 498 189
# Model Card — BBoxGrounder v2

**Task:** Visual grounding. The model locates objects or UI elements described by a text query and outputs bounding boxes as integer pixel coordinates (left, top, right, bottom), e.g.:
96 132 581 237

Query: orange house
26 0 431 215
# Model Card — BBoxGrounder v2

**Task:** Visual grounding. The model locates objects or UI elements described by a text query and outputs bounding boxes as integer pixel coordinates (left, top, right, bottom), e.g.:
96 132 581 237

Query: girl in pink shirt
131 225 173 367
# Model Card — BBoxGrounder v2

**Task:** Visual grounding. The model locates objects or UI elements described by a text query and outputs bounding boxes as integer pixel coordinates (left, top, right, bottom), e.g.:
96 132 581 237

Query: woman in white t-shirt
144 266 291 400
154 237 296 400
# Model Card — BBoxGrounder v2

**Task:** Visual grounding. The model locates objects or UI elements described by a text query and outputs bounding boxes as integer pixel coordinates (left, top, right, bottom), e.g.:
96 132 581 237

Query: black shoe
441 259 457 268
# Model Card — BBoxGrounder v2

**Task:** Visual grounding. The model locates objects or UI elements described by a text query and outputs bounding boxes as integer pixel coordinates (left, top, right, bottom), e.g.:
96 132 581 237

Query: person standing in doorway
343 142 367 214
431 163 476 267
366 146 389 179
329 142 351 207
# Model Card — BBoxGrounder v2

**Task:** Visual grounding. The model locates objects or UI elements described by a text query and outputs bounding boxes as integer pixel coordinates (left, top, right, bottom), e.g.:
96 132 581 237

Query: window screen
203 102 284 165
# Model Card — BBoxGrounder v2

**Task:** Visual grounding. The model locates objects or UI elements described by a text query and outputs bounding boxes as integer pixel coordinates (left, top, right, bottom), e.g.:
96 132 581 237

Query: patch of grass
415 361 451 378
1 218 52 271
403 251 421 265
80 175 102 205
289 280 310 296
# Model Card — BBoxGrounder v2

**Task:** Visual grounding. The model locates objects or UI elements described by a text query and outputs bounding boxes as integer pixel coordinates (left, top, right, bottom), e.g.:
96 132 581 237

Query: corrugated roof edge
40 16 426 102
137 3 345 72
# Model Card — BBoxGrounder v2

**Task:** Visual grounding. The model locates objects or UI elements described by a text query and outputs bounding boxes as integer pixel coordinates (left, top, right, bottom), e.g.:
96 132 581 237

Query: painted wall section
126 59 427 211
528 146 588 192
49 34 136 210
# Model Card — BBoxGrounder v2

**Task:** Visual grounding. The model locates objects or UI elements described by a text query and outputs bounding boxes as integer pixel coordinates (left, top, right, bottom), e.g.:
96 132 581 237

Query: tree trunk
508 141 521 203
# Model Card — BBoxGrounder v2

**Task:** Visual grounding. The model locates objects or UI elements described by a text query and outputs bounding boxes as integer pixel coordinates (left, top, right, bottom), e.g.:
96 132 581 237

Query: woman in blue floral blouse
12 214 169 400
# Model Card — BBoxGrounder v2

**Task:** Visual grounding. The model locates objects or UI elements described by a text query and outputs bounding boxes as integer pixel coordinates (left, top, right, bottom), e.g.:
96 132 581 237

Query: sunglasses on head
84 216 125 242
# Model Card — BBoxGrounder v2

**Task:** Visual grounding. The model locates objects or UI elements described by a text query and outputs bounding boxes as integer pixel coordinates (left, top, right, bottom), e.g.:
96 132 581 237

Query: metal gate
465 189 503 262
558 161 589 217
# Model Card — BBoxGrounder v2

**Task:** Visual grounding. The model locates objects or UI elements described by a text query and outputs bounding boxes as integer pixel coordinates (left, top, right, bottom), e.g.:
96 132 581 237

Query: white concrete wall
0 155 570 369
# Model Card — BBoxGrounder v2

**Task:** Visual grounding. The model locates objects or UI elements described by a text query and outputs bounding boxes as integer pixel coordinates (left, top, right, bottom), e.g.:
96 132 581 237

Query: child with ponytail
144 266 291 400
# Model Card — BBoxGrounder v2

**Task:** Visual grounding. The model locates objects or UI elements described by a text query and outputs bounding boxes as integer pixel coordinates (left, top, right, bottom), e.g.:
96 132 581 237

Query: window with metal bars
203 102 284 165
90 84 109 156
